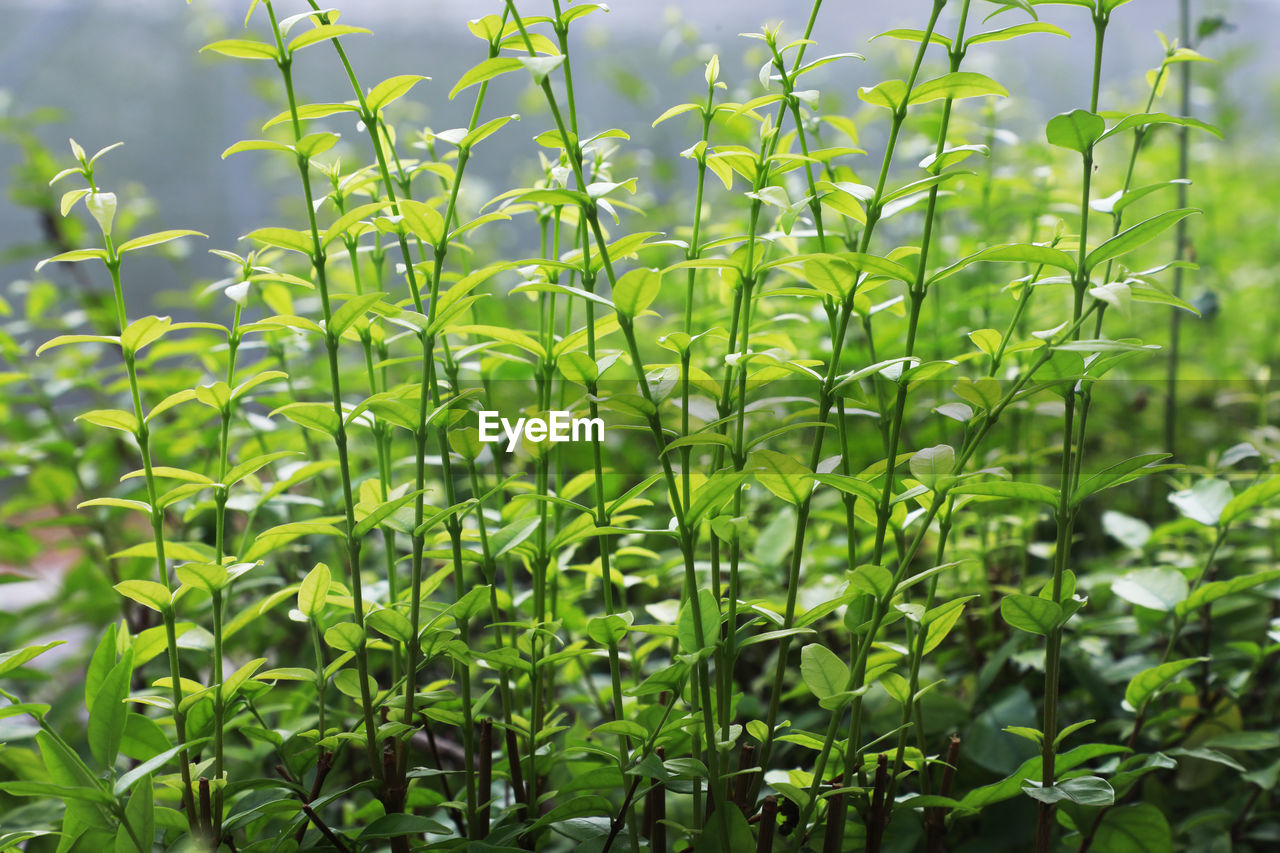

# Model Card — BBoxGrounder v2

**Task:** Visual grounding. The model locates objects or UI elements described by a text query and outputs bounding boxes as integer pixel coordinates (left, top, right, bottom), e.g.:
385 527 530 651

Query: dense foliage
3 0 1278 851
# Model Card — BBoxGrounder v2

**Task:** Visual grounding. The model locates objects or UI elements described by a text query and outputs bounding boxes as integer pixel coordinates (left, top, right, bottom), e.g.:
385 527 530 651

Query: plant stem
1165 0 1194 458
105 247 198 824
1035 13 1108 851
753 0 947 800
263 0 383 800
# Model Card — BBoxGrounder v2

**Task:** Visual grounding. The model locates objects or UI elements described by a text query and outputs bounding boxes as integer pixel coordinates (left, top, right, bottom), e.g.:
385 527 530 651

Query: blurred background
0 0 1261 308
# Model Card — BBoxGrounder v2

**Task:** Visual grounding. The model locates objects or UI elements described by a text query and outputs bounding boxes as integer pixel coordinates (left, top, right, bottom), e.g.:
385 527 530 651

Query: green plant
4 1 1279 852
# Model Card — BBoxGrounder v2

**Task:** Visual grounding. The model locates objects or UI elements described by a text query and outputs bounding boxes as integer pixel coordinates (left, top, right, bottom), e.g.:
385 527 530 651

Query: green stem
1035 12 1108 852
1165 0 1193 457
753 0 947 799
105 248 197 824
263 0 383 795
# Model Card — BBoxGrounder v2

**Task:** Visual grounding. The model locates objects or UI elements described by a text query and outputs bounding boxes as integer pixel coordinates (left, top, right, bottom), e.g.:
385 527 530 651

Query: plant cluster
3 1 1279 852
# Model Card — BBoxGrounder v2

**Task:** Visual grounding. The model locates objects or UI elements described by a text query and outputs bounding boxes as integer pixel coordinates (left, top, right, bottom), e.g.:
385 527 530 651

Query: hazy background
0 0 1265 302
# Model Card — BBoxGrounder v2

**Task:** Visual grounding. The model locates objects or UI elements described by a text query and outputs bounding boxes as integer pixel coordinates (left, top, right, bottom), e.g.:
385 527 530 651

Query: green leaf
272 402 340 436
951 480 1059 504
518 54 566 84
295 131 339 159
263 101 361 130
687 471 747 524
120 315 172 354
114 738 210 797
1045 109 1105 153
60 188 90 216
223 450 298 485
37 729 101 791
908 71 1008 105
119 773 154 853
959 743 1131 811
848 564 893 599
677 589 720 654
399 199 446 246
909 444 955 490
85 626 119 712
353 489 427 538
1112 568 1188 612
929 242 1076 283
466 14 504 42
587 613 633 646
1022 775 1114 806
86 192 117 236
1203 731 1280 751
324 623 364 653
243 226 315 256
298 563 331 620
923 597 974 654
366 74 429 113
448 585 493 622
965 22 1070 46
359 814 452 839
750 449 814 506
1085 209 1200 272
612 268 662 317
1072 453 1173 506
558 351 598 385
1092 180 1189 217
88 649 132 767
792 251 914 292
800 643 850 701
815 473 881 503
1087 804 1171 853
452 324 546 358
857 79 908 111
146 388 198 421
693 804 754 853
0 641 65 678
34 248 109 273
114 580 172 613
1167 478 1233 526
1177 569 1280 616
1098 111 1223 142
871 28 952 48
487 517 540 558
329 292 387 338
653 103 703 127
200 38 278 60
287 24 370 53
245 521 343 562
0 780 113 804
220 658 267 702
120 713 170 761
221 139 294 159
1221 475 1280 525
117 230 206 254
1125 657 1207 710
449 56 523 99
35 333 119 356
176 562 229 594
321 201 389 246
1000 594 1061 635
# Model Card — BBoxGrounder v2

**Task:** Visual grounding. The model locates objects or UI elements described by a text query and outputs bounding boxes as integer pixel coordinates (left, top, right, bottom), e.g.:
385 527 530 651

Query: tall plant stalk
753 0 948 791
48 149 204 825
1035 9 1109 851
260 0 384 805
1165 0 1194 457
501 0 731 826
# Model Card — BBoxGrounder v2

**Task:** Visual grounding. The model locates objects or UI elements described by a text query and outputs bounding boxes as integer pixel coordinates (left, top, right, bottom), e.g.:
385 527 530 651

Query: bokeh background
0 0 1265 307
